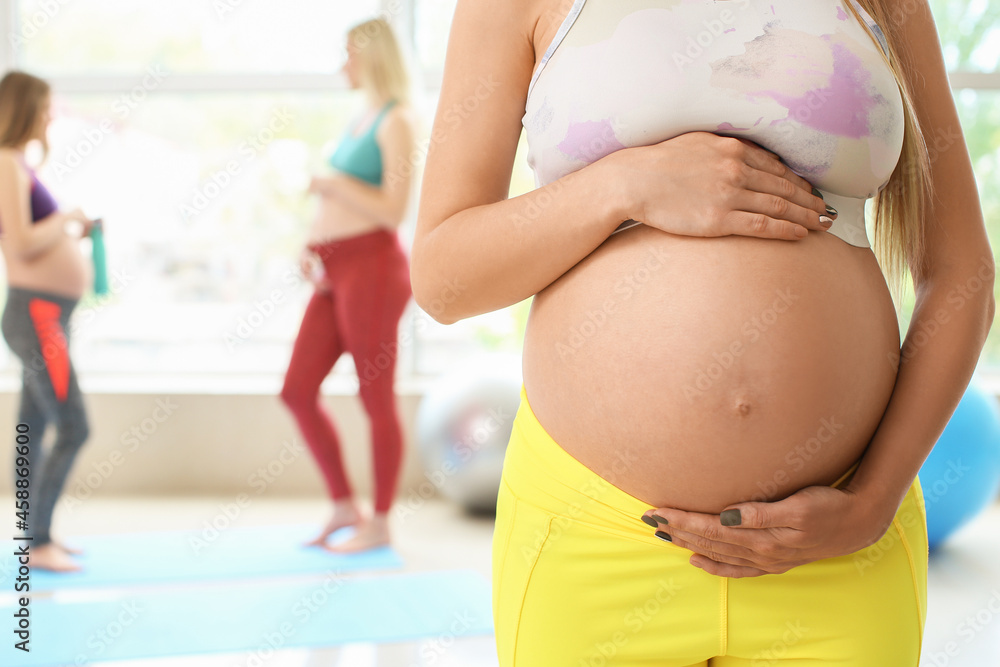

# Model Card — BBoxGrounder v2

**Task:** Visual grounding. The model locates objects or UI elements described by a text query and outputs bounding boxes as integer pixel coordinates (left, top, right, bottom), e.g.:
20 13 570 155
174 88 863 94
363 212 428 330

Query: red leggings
280 229 412 514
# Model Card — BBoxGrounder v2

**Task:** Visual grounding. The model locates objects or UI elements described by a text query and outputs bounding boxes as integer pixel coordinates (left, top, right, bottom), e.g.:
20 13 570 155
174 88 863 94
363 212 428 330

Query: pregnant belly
522 224 900 512
5 235 89 300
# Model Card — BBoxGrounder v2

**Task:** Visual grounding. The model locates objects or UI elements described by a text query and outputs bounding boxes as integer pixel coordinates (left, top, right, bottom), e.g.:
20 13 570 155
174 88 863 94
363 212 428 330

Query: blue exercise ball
917 382 1000 550
416 354 523 514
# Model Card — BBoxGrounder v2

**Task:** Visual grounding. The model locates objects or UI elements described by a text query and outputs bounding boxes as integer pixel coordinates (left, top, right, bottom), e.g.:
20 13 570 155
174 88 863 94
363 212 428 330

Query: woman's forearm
847 255 996 539
411 156 630 325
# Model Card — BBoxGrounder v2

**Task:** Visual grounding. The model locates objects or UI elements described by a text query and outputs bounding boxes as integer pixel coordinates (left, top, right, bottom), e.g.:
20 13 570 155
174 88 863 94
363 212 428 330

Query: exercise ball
416 354 523 514
917 382 1000 550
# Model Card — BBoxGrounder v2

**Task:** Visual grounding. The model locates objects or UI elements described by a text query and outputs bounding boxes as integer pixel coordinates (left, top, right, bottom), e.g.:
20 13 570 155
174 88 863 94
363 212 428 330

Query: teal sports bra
523 0 905 248
328 100 397 186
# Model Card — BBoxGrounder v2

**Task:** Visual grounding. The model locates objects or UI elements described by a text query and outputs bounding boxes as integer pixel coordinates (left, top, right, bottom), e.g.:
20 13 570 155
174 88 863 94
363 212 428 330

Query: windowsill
0 372 441 397
0 366 996 398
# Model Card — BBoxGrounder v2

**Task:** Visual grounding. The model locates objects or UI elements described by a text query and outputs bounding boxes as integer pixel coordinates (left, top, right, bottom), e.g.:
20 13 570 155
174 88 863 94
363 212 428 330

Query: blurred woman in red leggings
280 18 417 553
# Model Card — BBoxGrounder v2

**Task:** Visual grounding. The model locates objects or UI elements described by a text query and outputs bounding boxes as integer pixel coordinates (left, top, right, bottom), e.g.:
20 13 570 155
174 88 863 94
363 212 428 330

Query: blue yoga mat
0 569 494 667
0 524 402 591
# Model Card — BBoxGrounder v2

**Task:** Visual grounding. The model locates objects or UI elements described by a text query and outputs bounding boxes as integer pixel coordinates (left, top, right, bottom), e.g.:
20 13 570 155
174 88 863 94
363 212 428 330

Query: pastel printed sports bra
522 0 905 247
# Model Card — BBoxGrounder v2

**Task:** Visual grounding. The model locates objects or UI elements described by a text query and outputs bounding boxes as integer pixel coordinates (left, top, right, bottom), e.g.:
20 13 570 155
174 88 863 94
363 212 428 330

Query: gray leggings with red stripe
2 286 89 547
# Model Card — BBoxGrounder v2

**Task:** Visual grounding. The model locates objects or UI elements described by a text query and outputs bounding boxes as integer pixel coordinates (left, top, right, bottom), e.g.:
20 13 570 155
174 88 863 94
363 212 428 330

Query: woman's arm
643 0 995 577
315 106 418 229
411 0 831 325
410 0 631 325
0 153 78 261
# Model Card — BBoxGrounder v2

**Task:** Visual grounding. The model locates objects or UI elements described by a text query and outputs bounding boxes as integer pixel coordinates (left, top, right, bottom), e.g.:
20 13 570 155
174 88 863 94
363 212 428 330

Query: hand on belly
522 224 899 512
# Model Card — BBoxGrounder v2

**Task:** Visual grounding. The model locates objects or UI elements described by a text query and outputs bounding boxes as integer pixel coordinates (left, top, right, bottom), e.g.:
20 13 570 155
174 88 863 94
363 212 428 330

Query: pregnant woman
412 0 994 664
0 71 95 573
280 18 416 553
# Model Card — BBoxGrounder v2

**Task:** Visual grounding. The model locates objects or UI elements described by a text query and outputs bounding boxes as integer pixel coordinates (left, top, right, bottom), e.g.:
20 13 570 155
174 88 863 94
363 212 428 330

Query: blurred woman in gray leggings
0 71 96 572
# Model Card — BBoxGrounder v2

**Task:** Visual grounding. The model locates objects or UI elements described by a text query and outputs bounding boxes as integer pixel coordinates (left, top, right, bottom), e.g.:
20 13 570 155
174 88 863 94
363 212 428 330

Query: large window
0 0 535 390
0 0 996 390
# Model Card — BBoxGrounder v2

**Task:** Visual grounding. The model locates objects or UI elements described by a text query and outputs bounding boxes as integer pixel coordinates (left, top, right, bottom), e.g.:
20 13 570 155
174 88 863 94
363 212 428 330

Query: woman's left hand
642 484 898 578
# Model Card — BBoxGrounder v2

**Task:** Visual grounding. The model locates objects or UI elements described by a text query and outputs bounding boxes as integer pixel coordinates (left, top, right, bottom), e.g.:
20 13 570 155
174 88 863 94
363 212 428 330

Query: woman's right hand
611 132 834 241
299 248 330 292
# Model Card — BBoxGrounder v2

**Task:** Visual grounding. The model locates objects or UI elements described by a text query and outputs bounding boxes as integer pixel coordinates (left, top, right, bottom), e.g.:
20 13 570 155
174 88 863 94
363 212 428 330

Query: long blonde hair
347 18 411 106
845 0 932 303
0 71 50 160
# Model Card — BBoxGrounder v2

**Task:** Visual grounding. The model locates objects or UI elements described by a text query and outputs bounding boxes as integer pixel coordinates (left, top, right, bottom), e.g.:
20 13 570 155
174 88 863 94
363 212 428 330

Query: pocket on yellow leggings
492 480 554 665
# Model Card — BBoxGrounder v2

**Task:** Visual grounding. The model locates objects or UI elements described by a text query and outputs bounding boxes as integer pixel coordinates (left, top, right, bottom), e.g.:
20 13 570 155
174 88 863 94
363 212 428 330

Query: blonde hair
844 0 932 303
0 71 51 161
347 18 411 106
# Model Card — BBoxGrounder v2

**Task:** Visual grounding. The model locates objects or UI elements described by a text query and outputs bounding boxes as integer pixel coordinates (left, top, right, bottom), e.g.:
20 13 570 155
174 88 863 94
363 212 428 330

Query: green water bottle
91 218 109 296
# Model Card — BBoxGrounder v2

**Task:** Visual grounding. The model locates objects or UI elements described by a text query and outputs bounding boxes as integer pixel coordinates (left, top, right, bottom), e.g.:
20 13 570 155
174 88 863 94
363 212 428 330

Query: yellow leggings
493 385 928 666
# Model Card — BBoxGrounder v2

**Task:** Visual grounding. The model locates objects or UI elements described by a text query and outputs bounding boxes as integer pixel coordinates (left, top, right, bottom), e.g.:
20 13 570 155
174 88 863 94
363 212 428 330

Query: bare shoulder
417 0 542 215
379 103 418 137
0 149 28 182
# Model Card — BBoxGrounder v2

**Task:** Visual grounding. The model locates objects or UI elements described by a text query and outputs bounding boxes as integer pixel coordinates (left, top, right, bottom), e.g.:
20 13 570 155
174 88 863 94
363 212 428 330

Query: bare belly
522 224 900 512
2 235 90 300
308 191 382 243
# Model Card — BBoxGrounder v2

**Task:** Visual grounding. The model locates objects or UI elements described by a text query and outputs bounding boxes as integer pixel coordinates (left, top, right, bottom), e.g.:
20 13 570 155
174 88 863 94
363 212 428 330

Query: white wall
0 390 435 503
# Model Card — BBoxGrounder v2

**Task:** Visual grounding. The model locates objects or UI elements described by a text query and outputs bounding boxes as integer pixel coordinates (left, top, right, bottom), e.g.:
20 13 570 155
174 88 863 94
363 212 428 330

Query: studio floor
7 495 1000 666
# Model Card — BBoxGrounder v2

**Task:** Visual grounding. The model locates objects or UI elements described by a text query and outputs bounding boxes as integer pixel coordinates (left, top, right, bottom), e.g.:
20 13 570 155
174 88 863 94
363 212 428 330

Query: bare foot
324 514 391 554
31 543 83 573
304 499 364 548
55 541 85 556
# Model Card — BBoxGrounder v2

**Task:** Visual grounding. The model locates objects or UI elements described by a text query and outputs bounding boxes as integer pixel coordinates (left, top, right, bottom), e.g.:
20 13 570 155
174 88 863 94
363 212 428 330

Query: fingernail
720 509 742 526
811 187 824 199
819 215 833 228
641 514 659 528
653 515 668 525
655 531 672 543
825 204 838 217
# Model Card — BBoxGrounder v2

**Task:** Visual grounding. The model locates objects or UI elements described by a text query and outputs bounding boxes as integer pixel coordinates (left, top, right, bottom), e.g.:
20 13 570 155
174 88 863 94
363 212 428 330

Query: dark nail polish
655 531 672 543
720 509 742 527
812 187 824 199
825 205 838 217
653 515 669 526
641 514 659 528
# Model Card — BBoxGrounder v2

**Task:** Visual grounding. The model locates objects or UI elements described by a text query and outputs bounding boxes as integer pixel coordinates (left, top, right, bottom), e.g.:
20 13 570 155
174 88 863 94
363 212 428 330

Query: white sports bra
522 0 905 247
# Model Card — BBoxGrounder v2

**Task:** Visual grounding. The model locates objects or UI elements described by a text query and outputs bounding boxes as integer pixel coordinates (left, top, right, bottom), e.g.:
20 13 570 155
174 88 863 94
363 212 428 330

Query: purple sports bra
0 157 59 233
